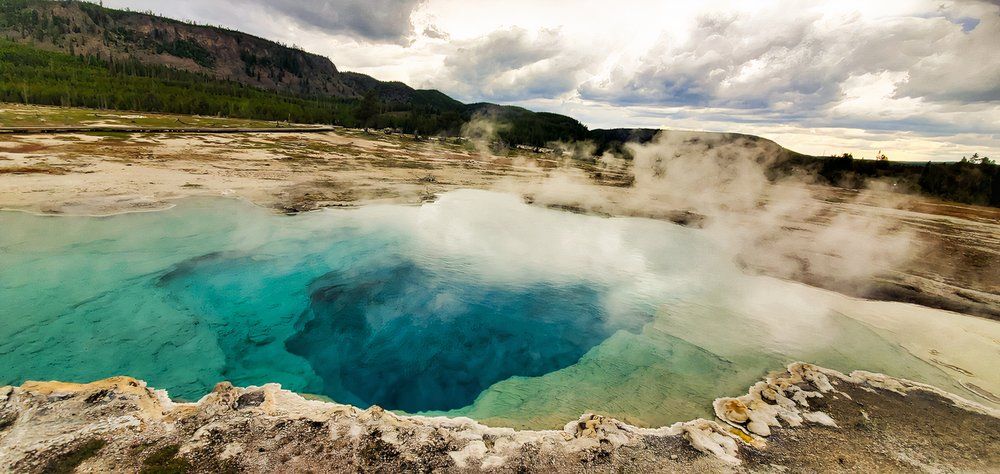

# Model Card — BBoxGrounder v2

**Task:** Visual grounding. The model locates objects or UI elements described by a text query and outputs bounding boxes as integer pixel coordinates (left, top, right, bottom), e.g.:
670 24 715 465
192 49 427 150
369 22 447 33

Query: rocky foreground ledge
1 363 997 473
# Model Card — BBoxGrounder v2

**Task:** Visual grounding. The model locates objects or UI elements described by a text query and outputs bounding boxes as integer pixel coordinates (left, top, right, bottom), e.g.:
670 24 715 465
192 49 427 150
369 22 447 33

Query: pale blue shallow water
0 190 973 428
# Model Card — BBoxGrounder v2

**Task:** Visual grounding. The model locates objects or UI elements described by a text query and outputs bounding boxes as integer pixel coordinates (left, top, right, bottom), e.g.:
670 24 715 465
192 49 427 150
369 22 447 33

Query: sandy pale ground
0 130 545 214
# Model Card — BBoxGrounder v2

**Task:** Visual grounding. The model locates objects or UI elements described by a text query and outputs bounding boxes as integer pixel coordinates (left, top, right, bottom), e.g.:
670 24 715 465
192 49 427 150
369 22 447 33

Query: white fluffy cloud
589 4 999 109
433 27 595 102
98 0 1000 161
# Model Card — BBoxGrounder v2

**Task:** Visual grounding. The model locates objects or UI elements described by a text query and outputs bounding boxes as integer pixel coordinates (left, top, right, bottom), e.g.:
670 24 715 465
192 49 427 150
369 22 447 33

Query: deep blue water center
155 244 635 412
287 262 621 412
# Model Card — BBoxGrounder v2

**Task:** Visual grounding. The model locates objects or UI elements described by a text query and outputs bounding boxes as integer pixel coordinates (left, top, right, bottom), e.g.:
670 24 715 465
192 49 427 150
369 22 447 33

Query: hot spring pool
0 190 995 428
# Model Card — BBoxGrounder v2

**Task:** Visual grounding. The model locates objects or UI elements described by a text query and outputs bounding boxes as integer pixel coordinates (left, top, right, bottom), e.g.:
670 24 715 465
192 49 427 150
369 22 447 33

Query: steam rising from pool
0 190 995 428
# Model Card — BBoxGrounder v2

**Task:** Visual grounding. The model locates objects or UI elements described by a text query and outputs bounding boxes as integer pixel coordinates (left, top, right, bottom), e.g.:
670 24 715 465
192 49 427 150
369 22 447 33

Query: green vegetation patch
140 444 192 474
44 438 108 474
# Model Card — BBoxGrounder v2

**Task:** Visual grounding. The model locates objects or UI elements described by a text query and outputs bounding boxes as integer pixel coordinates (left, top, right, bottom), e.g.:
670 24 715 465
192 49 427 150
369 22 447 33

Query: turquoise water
0 190 972 428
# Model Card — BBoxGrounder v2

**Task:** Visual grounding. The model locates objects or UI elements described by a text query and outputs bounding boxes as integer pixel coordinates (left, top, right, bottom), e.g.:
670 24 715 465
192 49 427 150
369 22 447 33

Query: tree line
783 152 999 207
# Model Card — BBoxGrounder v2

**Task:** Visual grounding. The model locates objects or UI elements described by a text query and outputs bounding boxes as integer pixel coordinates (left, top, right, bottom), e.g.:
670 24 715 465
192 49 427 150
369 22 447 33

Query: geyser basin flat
1 190 997 429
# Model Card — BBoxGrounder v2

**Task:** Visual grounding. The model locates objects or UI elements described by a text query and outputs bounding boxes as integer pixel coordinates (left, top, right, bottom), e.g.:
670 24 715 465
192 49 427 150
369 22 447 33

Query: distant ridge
0 0 446 102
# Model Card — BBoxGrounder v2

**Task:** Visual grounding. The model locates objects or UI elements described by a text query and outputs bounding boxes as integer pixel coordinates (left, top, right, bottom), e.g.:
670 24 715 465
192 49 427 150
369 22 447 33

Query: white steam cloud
504 130 915 292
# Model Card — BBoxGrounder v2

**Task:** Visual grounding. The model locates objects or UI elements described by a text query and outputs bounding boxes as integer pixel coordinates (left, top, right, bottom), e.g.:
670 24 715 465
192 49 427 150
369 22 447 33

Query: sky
99 0 1000 162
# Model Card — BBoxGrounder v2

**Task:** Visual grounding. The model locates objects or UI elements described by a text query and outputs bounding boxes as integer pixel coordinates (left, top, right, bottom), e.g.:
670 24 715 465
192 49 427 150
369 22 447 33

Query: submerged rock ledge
1 363 997 472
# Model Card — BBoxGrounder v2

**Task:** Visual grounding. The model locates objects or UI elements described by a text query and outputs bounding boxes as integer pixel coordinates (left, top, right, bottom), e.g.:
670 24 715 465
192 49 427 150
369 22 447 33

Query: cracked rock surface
1 363 997 472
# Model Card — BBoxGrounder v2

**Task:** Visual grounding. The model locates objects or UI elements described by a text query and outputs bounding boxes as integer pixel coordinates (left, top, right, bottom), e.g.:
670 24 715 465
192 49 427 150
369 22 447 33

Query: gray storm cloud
251 0 426 43
103 0 425 43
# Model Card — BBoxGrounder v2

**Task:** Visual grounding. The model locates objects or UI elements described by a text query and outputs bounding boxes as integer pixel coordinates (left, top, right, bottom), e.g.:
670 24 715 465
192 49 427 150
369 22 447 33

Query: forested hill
0 0 595 145
1 0 403 100
1 1 997 206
